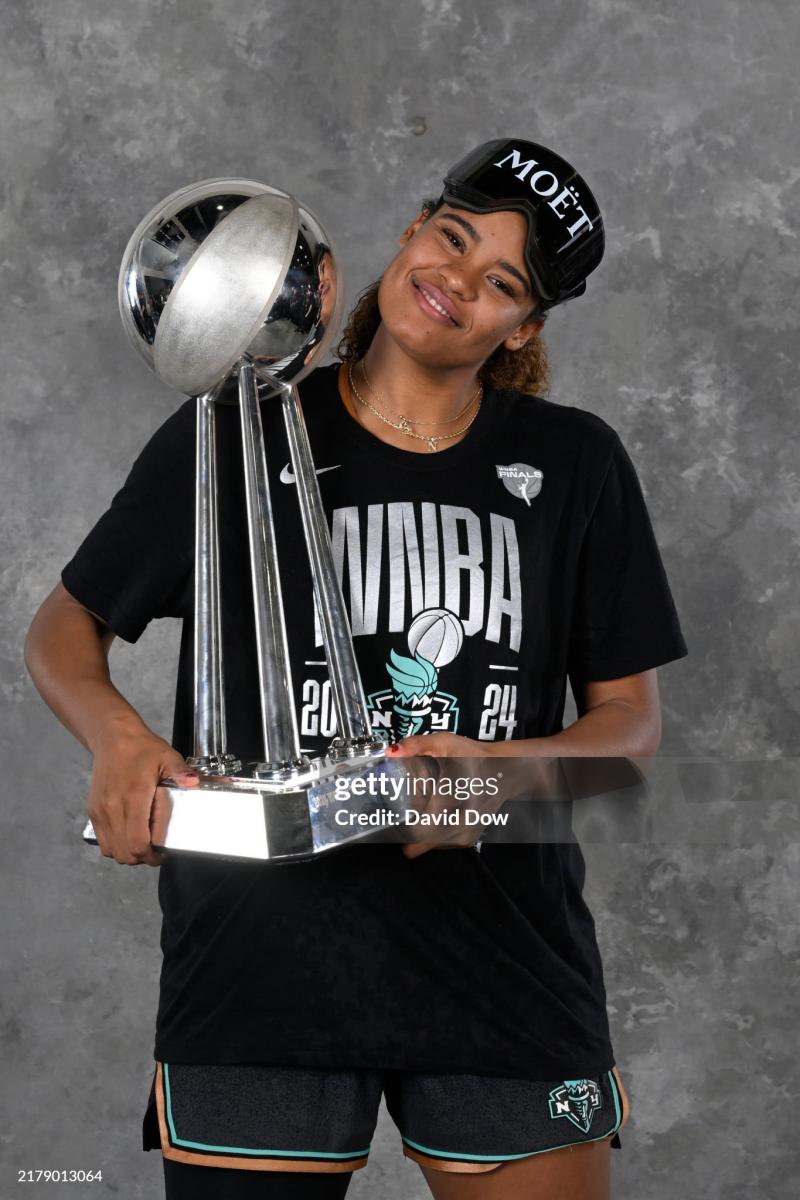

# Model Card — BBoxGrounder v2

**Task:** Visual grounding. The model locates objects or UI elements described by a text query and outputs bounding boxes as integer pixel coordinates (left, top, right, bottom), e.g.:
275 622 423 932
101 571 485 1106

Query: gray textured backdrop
2 1 798 1197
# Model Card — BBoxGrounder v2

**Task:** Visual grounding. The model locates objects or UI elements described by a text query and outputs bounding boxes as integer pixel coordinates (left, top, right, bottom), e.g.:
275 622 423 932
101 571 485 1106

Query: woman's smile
412 277 462 327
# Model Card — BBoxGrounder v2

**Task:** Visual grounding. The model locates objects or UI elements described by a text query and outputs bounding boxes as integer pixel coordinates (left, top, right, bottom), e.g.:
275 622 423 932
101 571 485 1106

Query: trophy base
82 748 412 862
185 753 243 776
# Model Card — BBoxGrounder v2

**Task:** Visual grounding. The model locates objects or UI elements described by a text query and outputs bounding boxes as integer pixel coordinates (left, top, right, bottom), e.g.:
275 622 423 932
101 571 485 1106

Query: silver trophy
83 178 412 861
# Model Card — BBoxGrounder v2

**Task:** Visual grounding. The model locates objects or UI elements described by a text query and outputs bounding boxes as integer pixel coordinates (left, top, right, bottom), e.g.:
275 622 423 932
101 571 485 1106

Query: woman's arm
24 582 195 866
494 669 663 758
25 582 134 752
392 671 661 857
394 670 661 762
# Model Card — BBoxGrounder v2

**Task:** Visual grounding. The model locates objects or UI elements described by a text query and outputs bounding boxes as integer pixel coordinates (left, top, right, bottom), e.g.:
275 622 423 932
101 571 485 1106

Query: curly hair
336 198 550 397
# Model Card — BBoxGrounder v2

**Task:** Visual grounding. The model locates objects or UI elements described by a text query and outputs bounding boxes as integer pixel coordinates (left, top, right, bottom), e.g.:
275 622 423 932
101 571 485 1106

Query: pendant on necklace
427 436 440 452
398 416 413 434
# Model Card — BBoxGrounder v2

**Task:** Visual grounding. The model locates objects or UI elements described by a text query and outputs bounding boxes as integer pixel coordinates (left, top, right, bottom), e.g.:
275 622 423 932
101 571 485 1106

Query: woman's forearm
24 583 149 754
488 697 661 758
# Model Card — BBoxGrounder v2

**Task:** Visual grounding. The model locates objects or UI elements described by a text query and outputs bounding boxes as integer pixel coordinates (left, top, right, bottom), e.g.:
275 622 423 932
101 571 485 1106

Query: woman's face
376 203 545 372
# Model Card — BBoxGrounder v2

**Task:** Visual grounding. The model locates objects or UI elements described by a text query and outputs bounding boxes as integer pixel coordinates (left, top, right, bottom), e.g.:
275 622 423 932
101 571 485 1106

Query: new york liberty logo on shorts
366 608 462 740
548 1079 603 1134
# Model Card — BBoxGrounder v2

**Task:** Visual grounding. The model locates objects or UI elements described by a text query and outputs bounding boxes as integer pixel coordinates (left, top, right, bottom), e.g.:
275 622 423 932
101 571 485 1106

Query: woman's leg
419 1137 611 1200
386 1067 626 1200
163 1156 353 1199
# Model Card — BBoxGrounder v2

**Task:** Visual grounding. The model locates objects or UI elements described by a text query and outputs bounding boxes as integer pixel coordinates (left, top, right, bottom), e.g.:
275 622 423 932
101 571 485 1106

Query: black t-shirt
62 362 688 1080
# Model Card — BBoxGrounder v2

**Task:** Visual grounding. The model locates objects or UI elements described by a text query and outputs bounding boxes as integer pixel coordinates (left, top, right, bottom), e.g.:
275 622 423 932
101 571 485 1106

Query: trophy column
190 388 241 775
238 361 307 776
281 385 382 758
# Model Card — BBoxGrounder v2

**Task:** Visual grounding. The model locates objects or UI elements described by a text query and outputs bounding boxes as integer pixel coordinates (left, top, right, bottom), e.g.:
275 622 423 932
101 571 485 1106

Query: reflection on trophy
83 178 410 862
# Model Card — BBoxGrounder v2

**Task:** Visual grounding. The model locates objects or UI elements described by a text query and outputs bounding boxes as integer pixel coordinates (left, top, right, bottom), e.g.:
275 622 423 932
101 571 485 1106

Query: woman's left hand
389 732 495 858
390 732 493 760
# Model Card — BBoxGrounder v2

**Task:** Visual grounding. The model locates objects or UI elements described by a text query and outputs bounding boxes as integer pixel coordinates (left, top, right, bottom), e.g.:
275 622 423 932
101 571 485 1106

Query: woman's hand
88 715 198 866
389 732 496 858
24 584 198 867
390 732 493 760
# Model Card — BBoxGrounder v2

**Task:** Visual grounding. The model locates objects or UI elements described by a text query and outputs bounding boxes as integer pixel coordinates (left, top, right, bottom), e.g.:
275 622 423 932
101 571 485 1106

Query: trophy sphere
118 178 343 397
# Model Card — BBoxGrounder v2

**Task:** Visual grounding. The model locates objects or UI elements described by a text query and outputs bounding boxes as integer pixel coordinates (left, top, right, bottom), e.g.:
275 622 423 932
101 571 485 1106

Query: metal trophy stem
190 387 240 775
280 384 381 757
238 361 306 776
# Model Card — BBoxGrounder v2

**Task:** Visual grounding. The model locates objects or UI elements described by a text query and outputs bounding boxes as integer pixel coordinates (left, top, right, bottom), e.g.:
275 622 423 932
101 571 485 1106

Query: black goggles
440 139 604 310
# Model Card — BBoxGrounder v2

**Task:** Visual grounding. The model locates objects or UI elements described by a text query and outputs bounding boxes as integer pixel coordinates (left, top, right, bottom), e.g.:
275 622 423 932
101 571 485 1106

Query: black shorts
143 1061 628 1175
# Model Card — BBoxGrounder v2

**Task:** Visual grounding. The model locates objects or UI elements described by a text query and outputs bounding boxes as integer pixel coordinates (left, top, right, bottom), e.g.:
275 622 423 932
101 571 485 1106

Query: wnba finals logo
496 463 543 506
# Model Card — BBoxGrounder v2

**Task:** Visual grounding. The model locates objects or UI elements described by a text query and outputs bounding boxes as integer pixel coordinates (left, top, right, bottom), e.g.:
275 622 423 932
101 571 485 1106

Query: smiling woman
334 139 604 451
380 205 543 368
332 200 552 459
338 199 552 411
27 138 685 1200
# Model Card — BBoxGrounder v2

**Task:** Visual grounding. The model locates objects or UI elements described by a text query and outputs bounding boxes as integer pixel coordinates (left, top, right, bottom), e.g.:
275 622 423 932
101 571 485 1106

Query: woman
25 139 687 1199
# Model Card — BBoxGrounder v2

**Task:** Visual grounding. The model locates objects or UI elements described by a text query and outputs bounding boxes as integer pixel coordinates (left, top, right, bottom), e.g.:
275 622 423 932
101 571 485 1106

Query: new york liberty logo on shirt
367 608 462 740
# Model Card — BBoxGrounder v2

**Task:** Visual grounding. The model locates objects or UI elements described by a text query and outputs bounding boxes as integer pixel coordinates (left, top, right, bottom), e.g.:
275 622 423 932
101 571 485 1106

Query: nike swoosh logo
279 463 341 485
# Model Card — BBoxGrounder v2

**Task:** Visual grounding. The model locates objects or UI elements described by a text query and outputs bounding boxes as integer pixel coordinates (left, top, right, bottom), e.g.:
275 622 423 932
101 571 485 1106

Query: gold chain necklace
347 362 483 452
360 359 480 427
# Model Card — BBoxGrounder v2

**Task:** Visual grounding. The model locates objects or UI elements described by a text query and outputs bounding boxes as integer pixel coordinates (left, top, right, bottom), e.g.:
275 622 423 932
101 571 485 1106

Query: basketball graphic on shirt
366 609 464 740
407 608 463 668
